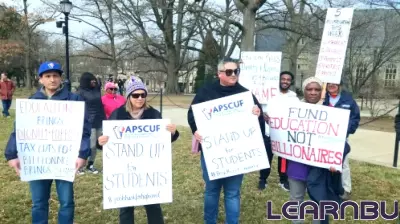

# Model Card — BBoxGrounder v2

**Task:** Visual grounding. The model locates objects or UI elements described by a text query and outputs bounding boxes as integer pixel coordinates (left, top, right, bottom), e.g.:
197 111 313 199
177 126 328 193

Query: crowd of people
3 58 367 224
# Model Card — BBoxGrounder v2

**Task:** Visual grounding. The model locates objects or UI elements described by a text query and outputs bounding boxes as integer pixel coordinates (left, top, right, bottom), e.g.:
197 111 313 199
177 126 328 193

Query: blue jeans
201 153 244 224
2 99 11 117
29 180 74 224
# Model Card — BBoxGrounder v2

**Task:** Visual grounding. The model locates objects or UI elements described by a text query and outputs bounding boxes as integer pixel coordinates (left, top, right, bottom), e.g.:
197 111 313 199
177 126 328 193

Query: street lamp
56 0 73 91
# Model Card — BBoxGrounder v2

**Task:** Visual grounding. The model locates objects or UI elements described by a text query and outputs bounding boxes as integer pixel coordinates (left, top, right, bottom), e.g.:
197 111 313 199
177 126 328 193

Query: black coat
109 105 180 142
77 88 106 129
187 80 266 151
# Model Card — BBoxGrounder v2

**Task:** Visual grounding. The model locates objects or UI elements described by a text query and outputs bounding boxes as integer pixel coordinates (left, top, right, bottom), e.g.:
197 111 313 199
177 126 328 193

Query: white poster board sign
315 8 354 84
268 101 350 171
192 91 269 180
239 51 282 104
15 99 85 182
102 119 172 209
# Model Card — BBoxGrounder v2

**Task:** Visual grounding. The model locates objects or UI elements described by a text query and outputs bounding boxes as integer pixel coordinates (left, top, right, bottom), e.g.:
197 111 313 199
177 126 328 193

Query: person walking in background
323 81 360 200
98 76 179 224
259 71 299 191
101 82 126 119
4 61 91 224
118 78 124 95
77 72 106 174
187 58 265 224
0 72 15 118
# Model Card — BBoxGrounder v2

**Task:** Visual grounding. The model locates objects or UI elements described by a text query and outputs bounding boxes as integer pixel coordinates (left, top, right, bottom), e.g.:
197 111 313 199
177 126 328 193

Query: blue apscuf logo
113 125 161 139
202 100 244 120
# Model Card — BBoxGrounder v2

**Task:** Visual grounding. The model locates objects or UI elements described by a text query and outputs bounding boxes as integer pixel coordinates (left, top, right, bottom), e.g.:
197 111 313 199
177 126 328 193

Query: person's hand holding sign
194 131 202 142
75 158 86 172
98 135 110 146
7 158 20 176
252 105 261 117
166 124 177 135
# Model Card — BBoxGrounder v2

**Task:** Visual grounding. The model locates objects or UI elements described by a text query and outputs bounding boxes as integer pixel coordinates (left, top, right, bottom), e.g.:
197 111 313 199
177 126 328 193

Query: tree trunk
288 41 298 87
240 8 256 51
23 0 31 89
107 0 118 80
165 57 178 94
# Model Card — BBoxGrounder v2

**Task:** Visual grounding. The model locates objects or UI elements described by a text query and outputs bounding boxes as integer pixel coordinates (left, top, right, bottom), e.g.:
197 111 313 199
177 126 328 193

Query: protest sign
315 8 354 84
192 91 269 180
15 99 85 182
269 102 350 171
239 51 281 104
102 119 172 209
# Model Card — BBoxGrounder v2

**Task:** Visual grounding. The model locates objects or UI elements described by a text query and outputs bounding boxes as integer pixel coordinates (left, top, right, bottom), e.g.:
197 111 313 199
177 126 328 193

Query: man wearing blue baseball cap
4 61 91 224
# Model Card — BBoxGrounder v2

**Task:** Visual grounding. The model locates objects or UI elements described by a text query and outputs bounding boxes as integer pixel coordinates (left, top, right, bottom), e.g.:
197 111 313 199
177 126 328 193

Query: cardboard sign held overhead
239 51 282 104
315 8 354 84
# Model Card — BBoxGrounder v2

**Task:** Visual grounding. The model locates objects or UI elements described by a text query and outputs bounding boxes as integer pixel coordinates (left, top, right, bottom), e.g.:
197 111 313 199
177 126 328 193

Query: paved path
3 101 399 168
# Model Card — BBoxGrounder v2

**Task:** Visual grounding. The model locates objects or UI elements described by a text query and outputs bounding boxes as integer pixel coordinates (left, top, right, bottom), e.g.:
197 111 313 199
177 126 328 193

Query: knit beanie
124 76 147 98
302 76 322 92
105 82 118 90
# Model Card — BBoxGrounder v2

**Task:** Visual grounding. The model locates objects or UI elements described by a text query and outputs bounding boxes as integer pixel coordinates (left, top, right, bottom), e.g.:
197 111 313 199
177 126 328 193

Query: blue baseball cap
38 61 63 77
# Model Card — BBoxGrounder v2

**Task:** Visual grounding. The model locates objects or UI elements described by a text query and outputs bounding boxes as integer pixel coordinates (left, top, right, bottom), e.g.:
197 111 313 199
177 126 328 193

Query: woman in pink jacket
101 82 126 119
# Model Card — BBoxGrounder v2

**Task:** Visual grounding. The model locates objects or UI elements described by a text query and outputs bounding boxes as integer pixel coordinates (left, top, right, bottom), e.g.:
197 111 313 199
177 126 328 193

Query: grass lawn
0 114 399 223
12 88 36 98
359 116 396 133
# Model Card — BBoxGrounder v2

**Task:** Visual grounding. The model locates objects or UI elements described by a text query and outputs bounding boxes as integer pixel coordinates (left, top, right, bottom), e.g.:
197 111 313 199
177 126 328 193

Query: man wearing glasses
187 58 266 224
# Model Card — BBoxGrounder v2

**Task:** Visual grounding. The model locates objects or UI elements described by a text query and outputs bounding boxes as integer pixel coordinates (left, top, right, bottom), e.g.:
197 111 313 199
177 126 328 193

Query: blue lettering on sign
203 100 244 120
113 125 161 139
125 125 160 133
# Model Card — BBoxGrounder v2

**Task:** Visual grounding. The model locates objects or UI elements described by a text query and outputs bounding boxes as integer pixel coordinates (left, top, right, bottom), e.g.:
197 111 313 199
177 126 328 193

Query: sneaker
258 180 268 190
87 165 99 174
279 181 290 192
340 191 351 201
77 168 85 175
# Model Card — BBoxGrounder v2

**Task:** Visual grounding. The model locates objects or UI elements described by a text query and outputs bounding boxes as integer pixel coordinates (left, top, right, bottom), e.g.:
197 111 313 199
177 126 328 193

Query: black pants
119 204 164 224
259 137 288 183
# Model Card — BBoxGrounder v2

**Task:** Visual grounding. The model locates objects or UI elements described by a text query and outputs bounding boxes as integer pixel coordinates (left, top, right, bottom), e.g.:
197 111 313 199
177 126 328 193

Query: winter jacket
77 88 106 129
5 85 91 161
187 80 266 151
323 91 360 138
102 93 126 119
0 79 15 100
109 105 180 142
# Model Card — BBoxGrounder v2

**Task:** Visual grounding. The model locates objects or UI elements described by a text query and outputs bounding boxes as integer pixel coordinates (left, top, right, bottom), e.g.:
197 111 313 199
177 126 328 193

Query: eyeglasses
220 68 240 76
130 93 147 99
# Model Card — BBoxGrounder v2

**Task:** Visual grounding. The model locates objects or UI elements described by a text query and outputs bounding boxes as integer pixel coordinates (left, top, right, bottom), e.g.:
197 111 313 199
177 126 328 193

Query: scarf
129 108 144 119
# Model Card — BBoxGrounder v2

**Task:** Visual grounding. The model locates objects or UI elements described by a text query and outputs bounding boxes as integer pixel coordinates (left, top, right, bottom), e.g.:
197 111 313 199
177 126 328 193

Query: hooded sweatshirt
77 72 106 128
102 93 126 119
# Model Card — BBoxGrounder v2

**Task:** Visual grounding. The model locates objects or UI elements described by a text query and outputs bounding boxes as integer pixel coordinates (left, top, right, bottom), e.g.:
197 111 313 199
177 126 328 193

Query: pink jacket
101 93 126 119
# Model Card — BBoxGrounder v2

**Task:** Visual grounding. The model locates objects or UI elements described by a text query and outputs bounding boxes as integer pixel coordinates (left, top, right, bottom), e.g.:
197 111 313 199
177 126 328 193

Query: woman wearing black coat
98 76 179 224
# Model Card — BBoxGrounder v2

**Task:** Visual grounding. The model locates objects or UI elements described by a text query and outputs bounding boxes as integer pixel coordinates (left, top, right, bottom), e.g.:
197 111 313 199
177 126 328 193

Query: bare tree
344 10 400 97
113 0 202 93
22 0 55 88
42 0 136 80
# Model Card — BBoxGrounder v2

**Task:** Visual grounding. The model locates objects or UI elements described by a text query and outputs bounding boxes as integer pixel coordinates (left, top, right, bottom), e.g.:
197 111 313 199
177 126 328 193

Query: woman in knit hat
286 77 341 224
97 76 179 224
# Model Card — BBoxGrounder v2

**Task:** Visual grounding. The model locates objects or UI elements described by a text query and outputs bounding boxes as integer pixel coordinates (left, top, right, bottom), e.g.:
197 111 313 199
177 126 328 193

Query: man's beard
280 84 290 91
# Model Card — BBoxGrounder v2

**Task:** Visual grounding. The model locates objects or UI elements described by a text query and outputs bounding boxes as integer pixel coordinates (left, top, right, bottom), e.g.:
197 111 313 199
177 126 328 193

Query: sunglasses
108 88 117 91
220 68 240 76
130 93 147 99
